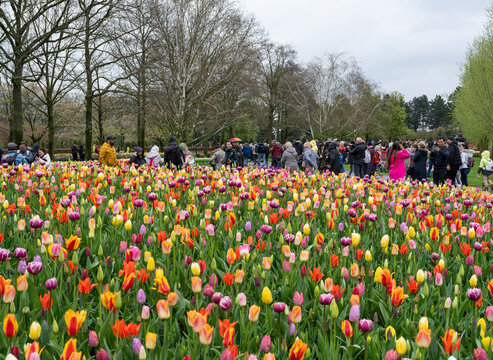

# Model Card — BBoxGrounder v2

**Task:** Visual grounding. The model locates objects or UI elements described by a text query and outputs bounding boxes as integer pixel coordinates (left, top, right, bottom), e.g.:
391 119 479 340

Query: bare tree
0 0 82 143
151 0 259 143
258 43 297 144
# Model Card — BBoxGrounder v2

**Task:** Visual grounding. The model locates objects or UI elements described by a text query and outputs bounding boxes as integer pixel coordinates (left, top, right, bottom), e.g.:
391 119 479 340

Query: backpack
467 157 475 168
371 150 380 165
1 152 18 165
364 149 371 164
486 159 493 172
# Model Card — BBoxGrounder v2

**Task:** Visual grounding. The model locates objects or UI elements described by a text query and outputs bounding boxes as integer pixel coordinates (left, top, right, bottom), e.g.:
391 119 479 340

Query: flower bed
0 163 492 359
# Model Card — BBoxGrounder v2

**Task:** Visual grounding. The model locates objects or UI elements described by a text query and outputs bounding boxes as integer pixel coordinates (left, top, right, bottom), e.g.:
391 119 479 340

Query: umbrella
229 137 242 142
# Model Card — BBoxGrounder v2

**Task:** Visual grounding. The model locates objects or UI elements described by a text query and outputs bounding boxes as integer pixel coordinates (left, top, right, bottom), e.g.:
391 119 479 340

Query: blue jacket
6 150 27 165
303 148 318 168
242 146 252 159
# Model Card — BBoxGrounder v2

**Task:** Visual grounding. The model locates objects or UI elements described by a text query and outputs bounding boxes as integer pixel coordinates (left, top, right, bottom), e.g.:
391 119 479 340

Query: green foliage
404 95 429 132
427 95 452 130
379 92 407 140
455 9 493 150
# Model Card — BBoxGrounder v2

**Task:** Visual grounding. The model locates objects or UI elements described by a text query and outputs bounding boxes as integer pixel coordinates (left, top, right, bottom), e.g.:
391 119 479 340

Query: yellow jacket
99 142 117 166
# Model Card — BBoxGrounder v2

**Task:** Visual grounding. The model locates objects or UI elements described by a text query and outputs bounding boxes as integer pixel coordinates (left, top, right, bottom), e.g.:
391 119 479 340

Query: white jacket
145 145 163 166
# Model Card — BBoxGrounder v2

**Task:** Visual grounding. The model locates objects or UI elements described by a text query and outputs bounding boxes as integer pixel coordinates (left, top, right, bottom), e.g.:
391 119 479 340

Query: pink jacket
388 149 410 180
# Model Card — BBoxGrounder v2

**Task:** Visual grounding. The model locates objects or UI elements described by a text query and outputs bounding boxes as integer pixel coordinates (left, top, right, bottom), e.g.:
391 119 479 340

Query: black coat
327 145 341 175
412 149 428 180
129 155 146 167
164 142 184 168
350 143 366 165
447 141 462 167
433 147 449 168
224 148 238 165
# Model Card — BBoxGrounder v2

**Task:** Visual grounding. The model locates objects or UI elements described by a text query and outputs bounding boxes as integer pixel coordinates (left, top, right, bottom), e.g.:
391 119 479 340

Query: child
477 150 493 191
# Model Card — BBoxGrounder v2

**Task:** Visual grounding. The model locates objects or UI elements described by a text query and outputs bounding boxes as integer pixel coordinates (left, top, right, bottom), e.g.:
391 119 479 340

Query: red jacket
272 144 283 158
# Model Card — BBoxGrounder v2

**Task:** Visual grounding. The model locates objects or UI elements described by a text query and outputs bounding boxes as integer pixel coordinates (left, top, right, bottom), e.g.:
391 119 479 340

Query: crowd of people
4 131 493 190
0 142 51 167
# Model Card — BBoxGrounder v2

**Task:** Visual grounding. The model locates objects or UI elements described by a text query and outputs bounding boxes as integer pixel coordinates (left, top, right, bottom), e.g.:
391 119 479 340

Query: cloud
239 0 490 99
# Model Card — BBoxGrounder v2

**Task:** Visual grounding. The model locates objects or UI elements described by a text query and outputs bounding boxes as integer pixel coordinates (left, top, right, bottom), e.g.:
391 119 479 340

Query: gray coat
303 147 318 173
281 147 299 173
210 148 225 168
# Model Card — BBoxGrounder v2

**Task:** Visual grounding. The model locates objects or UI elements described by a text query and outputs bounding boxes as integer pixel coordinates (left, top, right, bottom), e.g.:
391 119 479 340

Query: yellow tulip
396 336 406 355
262 287 273 305
29 321 41 340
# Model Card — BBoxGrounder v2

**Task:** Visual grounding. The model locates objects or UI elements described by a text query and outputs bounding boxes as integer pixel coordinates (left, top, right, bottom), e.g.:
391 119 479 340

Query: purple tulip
466 255 474 266
319 294 334 306
349 305 360 322
148 192 157 201
96 349 111 360
290 323 296 336
0 248 10 262
136 289 146 304
68 212 80 221
209 274 218 288
467 288 482 301
203 284 214 298
133 199 144 207
27 260 43 275
273 302 286 313
260 225 272 234
358 319 374 333
338 223 344 232
45 278 57 290
139 225 147 236
13 248 27 259
17 260 27 274
260 335 271 352
212 292 223 304
132 338 142 355
29 217 43 229
219 296 232 311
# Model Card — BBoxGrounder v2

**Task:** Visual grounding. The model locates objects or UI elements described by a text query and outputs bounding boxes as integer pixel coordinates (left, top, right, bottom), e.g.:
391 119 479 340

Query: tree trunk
266 104 275 144
97 95 104 144
47 85 55 158
84 13 93 161
11 61 24 144
136 80 142 147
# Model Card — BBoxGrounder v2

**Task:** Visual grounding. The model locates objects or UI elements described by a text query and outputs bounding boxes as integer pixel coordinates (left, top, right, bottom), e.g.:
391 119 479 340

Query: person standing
271 141 283 168
412 142 428 181
281 142 299 173
459 143 473 187
303 142 318 174
71 143 78 161
79 145 85 161
130 147 146 167
387 142 410 181
209 145 225 170
98 136 117 166
365 144 378 177
164 136 184 169
242 142 252 166
223 141 238 167
478 150 493 191
327 142 342 175
446 136 461 185
432 138 449 185
350 137 366 178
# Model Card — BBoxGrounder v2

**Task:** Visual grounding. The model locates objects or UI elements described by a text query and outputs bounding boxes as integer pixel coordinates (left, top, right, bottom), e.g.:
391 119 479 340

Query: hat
7 142 17 150
447 136 455 141
134 147 143 152
106 136 115 141
169 136 176 143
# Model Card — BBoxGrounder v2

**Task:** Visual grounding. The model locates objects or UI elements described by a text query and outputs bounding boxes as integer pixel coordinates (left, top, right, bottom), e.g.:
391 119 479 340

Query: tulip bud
329 299 339 318
98 244 103 257
97 265 104 283
115 292 122 309
53 319 59 334
452 297 458 309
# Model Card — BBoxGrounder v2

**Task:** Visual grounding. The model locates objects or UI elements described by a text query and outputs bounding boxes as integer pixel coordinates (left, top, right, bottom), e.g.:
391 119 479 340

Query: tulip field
1 162 493 360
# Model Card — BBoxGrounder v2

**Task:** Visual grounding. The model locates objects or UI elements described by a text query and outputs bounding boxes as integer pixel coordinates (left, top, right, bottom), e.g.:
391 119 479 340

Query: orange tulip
64 309 87 337
310 267 324 282
289 339 308 360
25 342 43 359
156 299 170 319
391 286 407 307
101 291 117 313
77 278 98 294
249 305 260 322
199 324 214 345
168 292 179 306
226 248 236 265
121 273 136 292
218 319 238 337
0 275 12 297
154 269 171 295
341 320 353 338
3 283 15 303
416 328 431 348
191 276 202 293
112 319 141 338
61 338 81 360
289 306 302 324
16 275 28 292
187 310 206 333
441 329 460 355
235 269 245 284
65 235 81 250
222 326 235 347
40 293 53 310
3 313 18 337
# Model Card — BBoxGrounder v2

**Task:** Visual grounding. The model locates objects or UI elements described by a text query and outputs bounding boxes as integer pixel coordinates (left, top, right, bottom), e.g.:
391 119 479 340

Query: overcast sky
238 0 491 100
